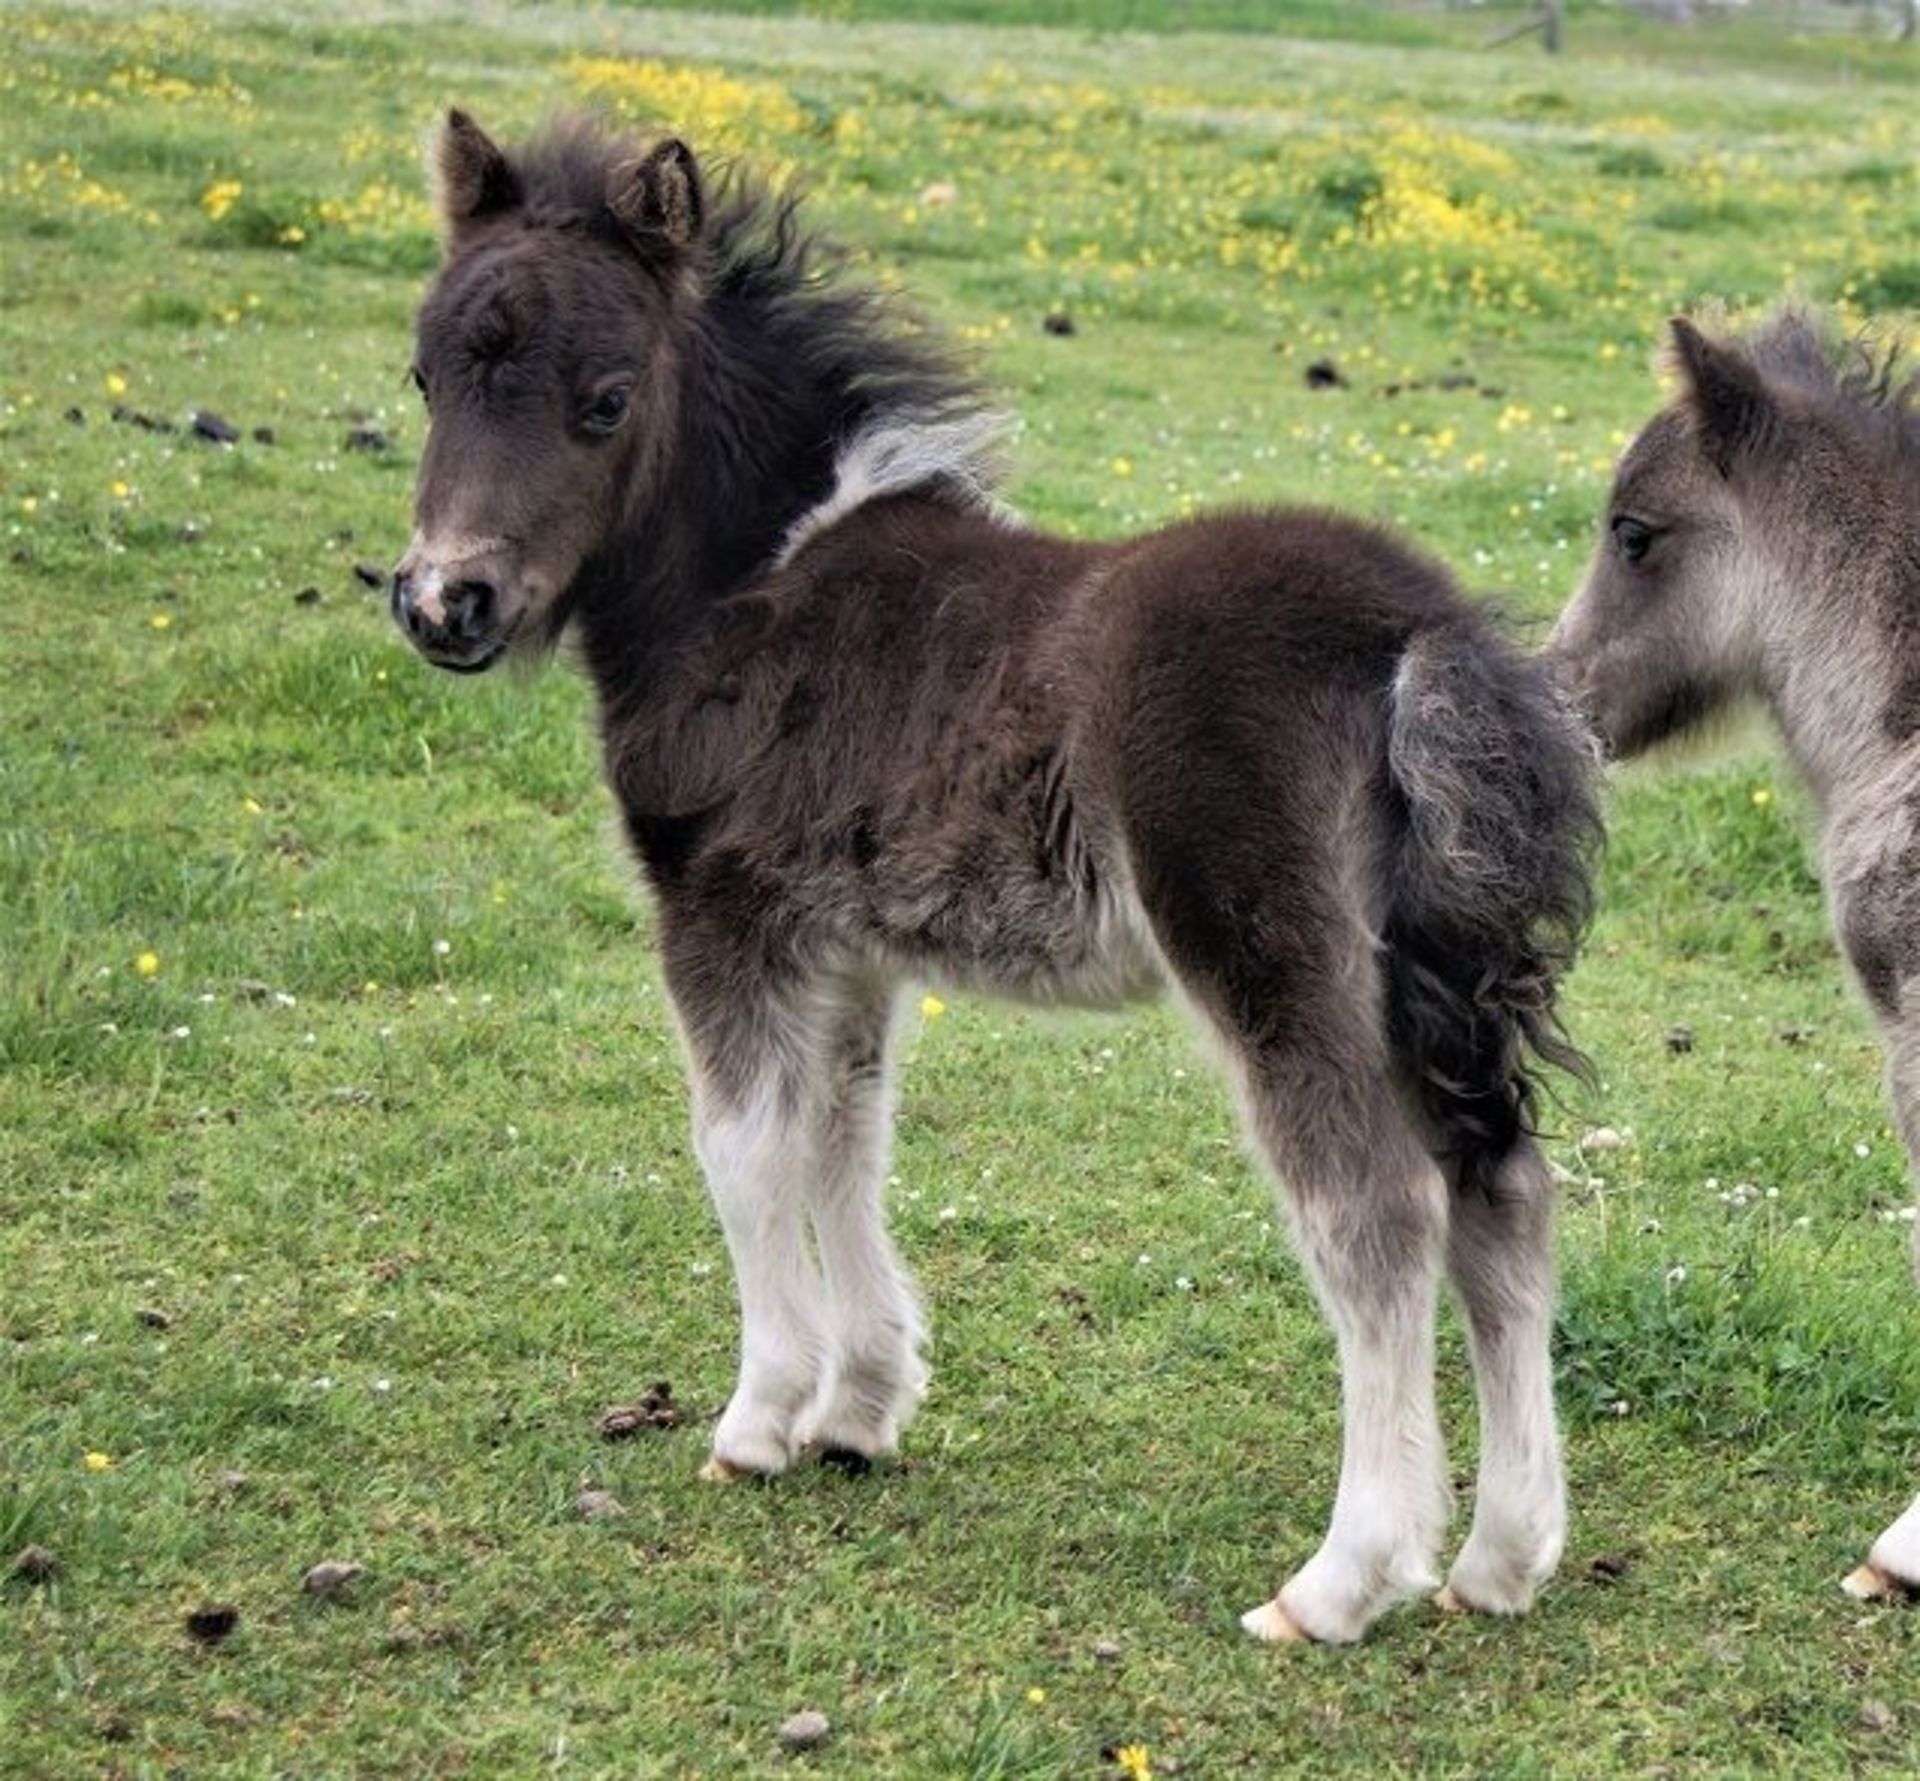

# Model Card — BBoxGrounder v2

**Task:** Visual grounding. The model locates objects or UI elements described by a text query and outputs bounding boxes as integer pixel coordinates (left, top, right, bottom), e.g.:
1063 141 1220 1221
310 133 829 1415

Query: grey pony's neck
1764 533 1920 819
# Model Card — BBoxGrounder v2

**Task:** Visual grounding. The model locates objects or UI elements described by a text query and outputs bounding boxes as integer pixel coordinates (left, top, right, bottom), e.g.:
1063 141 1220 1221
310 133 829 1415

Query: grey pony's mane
1739 309 1920 467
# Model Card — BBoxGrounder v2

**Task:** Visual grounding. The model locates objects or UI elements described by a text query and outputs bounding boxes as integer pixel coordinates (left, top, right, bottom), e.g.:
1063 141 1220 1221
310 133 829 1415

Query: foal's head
392 113 705 672
1548 312 1919 758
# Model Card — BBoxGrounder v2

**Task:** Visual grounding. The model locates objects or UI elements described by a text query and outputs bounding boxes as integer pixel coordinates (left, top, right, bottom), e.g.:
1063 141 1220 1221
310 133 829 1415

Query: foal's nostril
443 578 497 639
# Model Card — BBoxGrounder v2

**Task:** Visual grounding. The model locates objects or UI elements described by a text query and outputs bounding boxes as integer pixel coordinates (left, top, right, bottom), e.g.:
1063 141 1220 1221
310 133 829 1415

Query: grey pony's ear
1667 315 1778 480
435 109 522 231
607 138 705 256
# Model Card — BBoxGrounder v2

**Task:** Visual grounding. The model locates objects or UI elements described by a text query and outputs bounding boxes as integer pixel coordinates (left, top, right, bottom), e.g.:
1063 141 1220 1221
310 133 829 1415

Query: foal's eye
410 367 429 408
1611 515 1655 566
581 381 633 436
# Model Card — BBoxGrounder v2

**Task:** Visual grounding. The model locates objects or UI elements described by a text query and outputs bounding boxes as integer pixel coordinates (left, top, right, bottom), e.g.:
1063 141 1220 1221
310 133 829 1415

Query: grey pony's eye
581 381 632 436
1611 515 1655 565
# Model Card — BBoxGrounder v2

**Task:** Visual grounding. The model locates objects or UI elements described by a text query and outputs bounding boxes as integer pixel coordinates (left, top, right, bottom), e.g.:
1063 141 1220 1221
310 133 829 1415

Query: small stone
352 562 386 589
1859 1699 1897 1734
1579 1126 1627 1154
251 426 276 446
778 1708 831 1750
344 426 390 454
185 1604 239 1644
217 1470 249 1495
11 1544 59 1584
294 586 323 606
302 1559 365 1597
575 1488 626 1521
1091 1637 1122 1663
1664 1025 1694 1055
1042 310 1076 337
917 180 958 208
191 409 240 445
136 1306 172 1329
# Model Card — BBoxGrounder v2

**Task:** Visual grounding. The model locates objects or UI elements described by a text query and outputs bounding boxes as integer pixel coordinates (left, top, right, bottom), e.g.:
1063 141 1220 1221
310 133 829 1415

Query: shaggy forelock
497 115 988 442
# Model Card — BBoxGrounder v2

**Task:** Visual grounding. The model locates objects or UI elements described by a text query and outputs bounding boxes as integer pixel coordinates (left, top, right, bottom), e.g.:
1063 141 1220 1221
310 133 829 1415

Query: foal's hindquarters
659 512 1595 1644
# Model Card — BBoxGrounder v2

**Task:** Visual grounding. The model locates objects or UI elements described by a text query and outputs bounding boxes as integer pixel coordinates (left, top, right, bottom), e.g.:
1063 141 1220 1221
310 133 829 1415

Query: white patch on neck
773 410 1014 570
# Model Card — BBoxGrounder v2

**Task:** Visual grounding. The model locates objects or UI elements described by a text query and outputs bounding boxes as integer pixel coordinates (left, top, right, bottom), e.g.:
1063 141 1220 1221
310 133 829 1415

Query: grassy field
5 2 1920 1774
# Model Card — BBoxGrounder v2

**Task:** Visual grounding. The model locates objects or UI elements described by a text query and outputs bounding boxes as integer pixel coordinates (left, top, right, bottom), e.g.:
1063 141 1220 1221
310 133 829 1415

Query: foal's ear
607 139 705 256
1668 316 1778 479
435 109 522 231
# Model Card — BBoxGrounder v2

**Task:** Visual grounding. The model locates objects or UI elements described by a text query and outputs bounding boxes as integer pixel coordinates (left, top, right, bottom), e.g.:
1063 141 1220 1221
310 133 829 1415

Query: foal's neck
572 298 852 708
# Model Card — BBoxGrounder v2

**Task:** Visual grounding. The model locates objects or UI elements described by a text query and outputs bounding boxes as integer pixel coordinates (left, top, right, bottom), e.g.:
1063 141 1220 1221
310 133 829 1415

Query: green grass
4 2 1920 1775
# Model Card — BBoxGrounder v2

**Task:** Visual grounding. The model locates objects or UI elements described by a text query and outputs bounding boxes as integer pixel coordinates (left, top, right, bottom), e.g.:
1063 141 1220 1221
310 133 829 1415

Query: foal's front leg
672 971 834 1480
800 981 929 1464
1846 998 1920 1599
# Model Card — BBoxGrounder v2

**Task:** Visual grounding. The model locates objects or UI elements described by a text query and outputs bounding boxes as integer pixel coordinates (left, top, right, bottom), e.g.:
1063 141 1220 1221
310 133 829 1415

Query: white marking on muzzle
405 530 509 627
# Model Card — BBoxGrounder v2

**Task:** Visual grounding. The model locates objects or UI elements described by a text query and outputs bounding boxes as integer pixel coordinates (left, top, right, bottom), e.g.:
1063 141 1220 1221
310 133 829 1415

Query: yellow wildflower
201 179 242 222
149 612 171 629
84 1451 114 1472
135 951 161 978
1752 787 1773 809
1115 1746 1153 1781
920 994 947 1019
104 372 127 396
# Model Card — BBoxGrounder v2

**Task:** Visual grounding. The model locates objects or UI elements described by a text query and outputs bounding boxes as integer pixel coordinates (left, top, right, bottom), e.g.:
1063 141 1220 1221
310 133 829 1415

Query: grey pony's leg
1439 1140 1566 1615
800 980 928 1462
1847 998 1920 1597
1232 1043 1453 1645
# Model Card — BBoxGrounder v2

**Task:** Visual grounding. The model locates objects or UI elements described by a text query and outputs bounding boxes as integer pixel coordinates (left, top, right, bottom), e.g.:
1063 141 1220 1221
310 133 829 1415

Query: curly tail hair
1383 616 1602 1194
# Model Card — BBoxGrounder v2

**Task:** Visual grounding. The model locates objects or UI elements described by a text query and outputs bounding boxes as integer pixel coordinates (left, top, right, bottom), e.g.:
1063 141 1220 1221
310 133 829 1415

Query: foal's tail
1383 615 1602 1194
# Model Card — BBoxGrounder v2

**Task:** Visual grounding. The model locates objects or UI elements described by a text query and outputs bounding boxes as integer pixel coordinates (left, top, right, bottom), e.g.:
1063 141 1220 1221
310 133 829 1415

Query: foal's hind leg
800 981 929 1464
1437 1141 1565 1616
1231 1048 1452 1644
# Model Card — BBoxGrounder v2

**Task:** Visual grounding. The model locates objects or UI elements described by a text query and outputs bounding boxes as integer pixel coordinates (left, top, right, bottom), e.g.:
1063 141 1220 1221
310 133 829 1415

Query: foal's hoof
819 1445 874 1476
1843 1562 1920 1603
698 1456 751 1484
1434 1577 1537 1617
1240 1599 1313 1643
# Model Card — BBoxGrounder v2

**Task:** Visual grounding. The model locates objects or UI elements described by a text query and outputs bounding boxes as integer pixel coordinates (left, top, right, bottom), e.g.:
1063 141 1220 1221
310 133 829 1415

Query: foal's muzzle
390 563 508 673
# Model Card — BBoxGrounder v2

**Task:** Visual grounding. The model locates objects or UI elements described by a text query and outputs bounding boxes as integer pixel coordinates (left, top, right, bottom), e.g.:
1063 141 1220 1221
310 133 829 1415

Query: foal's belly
878 870 1166 1012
